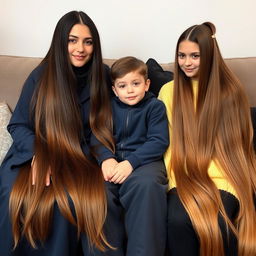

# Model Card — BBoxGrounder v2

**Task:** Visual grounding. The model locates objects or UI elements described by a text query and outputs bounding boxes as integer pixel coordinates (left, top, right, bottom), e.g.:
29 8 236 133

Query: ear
112 86 118 97
145 79 150 92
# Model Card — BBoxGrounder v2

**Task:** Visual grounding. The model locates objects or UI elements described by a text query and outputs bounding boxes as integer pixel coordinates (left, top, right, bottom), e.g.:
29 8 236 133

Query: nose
77 41 84 53
184 57 192 66
127 85 134 93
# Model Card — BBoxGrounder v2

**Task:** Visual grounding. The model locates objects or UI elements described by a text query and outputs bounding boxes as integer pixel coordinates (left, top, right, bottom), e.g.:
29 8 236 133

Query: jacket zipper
121 108 131 160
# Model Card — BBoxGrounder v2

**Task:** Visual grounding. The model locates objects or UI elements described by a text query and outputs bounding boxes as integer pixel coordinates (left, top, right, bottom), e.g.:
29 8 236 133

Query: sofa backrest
224 57 256 107
0 55 255 111
0 56 42 111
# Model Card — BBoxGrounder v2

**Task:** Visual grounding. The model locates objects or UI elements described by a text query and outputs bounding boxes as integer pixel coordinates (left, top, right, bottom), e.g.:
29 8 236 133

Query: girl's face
68 24 93 67
178 40 200 79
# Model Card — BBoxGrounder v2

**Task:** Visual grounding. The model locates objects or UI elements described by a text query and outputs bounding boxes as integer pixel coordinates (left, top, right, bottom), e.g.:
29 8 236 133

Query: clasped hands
31 156 132 186
101 158 133 184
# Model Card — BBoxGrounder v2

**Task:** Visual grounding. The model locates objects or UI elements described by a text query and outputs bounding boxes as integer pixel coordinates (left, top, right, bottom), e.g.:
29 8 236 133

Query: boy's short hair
111 56 148 82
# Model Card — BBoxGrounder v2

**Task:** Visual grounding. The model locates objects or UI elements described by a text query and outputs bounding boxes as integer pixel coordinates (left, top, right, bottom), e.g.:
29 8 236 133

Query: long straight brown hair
9 11 114 251
171 22 256 256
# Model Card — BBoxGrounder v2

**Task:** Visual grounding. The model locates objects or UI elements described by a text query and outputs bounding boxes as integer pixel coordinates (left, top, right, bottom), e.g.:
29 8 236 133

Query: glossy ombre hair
171 22 256 256
9 11 114 250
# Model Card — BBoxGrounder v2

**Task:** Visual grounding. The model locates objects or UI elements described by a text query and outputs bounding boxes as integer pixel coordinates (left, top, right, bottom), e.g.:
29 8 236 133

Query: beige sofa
0 54 255 160
0 55 256 111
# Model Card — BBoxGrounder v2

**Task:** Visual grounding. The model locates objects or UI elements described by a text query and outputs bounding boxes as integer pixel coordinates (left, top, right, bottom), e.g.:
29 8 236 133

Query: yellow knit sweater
158 80 237 197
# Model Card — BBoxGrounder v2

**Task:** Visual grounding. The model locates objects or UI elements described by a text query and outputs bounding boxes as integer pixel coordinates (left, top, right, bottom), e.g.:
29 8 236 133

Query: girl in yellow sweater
158 22 256 256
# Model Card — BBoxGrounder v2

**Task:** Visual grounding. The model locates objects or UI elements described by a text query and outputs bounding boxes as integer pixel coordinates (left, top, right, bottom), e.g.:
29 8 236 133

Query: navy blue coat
0 63 113 256
3 64 95 169
91 92 169 169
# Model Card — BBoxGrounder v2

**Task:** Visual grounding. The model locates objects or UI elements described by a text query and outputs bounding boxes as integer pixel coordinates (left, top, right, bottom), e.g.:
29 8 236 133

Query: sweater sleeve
158 81 174 172
7 67 41 167
126 99 169 169
90 133 116 165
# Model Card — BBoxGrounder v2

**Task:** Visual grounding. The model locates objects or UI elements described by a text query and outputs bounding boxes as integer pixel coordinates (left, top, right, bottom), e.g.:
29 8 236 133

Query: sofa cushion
146 58 173 97
0 102 13 164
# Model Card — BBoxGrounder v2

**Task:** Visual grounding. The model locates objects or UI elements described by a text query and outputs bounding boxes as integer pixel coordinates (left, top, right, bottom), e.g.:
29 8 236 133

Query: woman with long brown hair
158 22 256 256
0 10 123 256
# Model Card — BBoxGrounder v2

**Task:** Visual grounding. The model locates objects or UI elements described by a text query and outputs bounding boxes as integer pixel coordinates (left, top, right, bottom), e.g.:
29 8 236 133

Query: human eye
178 53 185 59
133 81 141 87
68 38 77 44
84 39 93 45
192 53 200 59
117 83 126 89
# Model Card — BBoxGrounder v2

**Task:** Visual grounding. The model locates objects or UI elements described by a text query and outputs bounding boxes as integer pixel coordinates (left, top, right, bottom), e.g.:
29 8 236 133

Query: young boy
91 56 169 256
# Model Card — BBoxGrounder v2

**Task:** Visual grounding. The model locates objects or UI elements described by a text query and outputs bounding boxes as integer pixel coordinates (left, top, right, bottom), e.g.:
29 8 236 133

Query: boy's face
112 71 150 106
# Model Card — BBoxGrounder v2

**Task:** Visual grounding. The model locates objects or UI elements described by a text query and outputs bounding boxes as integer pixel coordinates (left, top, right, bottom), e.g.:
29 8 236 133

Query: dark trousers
102 160 168 256
167 188 239 256
0 160 167 256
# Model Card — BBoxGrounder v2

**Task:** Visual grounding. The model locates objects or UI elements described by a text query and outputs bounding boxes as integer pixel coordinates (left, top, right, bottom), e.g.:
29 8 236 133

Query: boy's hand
101 158 118 181
31 156 52 186
110 160 133 184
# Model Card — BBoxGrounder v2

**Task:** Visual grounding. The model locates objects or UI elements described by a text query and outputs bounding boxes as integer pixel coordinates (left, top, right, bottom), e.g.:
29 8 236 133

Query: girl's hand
101 158 118 181
110 160 133 184
31 156 52 186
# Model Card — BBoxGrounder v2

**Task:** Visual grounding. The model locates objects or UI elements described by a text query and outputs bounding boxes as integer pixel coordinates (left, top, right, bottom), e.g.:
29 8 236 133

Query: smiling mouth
185 68 195 72
73 55 86 60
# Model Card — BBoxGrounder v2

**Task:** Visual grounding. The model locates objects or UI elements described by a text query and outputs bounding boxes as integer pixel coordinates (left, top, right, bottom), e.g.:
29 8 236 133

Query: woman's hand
31 156 52 186
101 158 118 181
110 160 133 184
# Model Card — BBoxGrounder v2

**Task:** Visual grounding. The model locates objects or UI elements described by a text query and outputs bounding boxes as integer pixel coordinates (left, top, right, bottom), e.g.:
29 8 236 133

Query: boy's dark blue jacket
91 91 169 169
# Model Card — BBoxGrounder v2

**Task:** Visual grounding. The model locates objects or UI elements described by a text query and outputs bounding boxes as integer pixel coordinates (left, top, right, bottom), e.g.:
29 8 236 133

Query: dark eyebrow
69 34 93 40
178 51 200 55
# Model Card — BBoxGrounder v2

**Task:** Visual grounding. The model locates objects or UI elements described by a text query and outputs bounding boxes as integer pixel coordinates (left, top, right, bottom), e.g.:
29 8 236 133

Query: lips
184 68 195 72
127 96 136 100
73 55 86 61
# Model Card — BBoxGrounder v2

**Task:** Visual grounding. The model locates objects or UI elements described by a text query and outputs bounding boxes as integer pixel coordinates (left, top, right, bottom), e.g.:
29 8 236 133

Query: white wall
1 0 255 63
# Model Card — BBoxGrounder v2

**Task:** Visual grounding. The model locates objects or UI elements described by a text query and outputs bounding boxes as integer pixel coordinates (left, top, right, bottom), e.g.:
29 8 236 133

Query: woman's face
178 40 200 79
68 24 93 67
